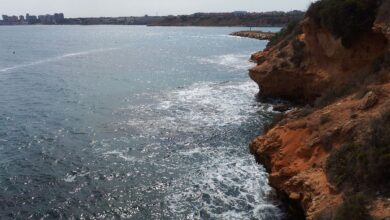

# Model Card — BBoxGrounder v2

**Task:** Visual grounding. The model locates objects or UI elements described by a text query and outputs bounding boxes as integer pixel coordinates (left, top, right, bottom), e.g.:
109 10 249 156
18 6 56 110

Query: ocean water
0 25 283 219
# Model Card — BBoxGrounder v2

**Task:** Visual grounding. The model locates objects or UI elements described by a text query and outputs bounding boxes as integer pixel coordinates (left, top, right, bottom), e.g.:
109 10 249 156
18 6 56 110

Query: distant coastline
0 11 304 26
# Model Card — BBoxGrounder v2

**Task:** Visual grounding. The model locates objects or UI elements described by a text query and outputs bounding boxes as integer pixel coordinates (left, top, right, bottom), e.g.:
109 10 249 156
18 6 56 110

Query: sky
0 0 313 18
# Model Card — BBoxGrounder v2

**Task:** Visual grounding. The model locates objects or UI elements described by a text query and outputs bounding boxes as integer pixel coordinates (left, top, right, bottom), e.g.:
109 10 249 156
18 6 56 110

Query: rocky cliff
249 0 390 219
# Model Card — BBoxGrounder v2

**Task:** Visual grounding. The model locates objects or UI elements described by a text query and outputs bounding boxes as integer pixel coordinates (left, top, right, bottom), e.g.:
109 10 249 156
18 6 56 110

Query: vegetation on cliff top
252 0 389 218
321 107 390 219
315 193 371 220
267 21 301 48
307 0 380 48
151 11 305 27
267 0 381 49
326 106 390 192
334 194 370 220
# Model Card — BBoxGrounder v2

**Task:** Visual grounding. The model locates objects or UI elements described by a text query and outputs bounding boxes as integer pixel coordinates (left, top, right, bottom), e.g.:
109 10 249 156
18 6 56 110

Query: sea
0 25 283 219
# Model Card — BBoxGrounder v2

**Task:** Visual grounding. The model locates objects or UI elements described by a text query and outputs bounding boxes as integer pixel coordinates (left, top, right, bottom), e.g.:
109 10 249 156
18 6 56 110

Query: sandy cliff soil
249 1 390 219
249 18 387 103
251 84 390 219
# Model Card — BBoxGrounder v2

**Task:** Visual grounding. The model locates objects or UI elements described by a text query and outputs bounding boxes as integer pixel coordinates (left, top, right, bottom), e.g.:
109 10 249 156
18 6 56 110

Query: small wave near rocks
197 54 254 71
108 80 284 219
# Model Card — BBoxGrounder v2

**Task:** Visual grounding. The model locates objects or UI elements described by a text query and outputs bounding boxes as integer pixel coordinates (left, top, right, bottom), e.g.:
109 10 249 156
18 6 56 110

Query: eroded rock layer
249 1 390 219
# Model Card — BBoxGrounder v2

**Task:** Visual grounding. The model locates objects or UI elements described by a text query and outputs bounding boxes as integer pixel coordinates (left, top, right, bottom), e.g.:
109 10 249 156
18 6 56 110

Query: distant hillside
149 11 305 27
0 11 305 27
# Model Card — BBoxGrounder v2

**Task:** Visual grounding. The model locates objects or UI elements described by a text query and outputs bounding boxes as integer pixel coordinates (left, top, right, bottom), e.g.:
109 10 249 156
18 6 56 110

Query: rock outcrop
249 1 390 219
230 31 275 40
249 18 387 104
251 85 390 219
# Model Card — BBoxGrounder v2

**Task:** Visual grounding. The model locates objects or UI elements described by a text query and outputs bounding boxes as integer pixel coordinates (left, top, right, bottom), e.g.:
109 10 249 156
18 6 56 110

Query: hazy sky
0 0 312 18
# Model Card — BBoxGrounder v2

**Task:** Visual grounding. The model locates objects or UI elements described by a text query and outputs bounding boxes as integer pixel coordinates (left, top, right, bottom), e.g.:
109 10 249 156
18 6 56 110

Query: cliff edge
249 0 390 219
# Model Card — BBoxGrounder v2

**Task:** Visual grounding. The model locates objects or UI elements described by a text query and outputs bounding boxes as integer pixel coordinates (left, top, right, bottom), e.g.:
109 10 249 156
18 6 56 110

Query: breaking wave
197 54 254 71
167 154 283 219
0 26 282 219
109 80 283 219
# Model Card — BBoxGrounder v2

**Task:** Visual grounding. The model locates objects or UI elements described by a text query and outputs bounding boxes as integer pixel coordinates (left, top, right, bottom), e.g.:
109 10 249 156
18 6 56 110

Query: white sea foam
167 153 283 219
103 150 137 162
157 81 270 127
63 171 90 183
197 54 254 70
63 174 76 183
0 48 119 72
114 80 273 138
106 73 279 218
108 80 281 218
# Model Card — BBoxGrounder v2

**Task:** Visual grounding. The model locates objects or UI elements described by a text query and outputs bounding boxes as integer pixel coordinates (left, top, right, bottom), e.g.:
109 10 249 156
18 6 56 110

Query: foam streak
0 48 119 72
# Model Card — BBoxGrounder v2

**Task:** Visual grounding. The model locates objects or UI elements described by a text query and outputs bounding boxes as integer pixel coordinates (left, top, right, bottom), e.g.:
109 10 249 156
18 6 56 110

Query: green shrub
314 86 350 108
326 142 390 191
326 144 359 187
307 0 380 48
320 113 331 125
334 194 370 220
314 194 370 220
376 0 390 24
267 20 302 48
325 108 390 191
371 51 390 73
314 206 338 220
290 39 305 67
263 113 284 133
280 61 290 68
294 106 315 118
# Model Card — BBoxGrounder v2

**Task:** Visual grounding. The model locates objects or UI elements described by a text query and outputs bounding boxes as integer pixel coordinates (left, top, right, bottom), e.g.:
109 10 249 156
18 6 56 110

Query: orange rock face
251 84 390 219
249 4 390 219
249 18 387 104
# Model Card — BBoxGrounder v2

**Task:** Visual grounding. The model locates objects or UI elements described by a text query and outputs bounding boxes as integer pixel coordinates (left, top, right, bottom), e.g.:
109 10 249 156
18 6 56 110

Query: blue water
0 25 283 219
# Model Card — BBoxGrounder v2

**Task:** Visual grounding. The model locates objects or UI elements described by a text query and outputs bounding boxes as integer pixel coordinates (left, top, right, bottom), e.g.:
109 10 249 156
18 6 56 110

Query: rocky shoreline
230 31 275 40
248 1 390 219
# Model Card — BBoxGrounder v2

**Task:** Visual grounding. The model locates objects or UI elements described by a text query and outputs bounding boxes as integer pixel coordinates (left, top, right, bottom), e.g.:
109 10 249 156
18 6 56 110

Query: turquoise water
0 25 283 219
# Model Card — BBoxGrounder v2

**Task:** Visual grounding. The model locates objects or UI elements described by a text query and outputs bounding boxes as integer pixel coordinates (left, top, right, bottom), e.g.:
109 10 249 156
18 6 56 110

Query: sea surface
0 25 283 219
